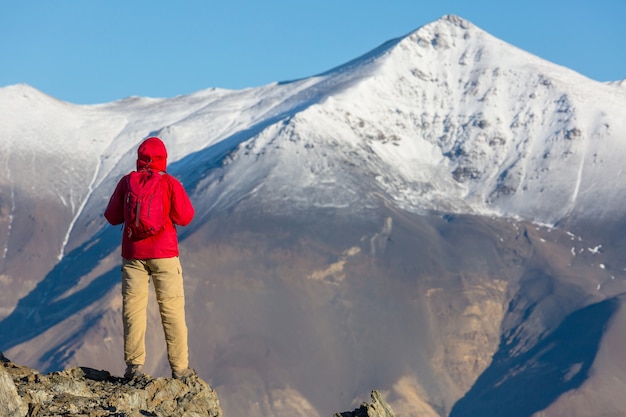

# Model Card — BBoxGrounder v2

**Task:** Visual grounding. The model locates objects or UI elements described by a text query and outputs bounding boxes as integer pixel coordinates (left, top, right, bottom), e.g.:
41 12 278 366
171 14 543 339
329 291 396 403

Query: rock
334 390 396 417
3 351 389 417
1 354 222 417
0 360 28 417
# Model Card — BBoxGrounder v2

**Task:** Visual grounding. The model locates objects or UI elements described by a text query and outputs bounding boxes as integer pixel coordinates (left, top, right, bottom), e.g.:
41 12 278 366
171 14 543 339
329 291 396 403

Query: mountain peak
256 14 626 226
435 13 473 29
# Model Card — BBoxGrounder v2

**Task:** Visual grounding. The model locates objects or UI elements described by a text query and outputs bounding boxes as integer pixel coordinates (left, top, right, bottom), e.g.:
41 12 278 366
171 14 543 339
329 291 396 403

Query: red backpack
124 170 167 240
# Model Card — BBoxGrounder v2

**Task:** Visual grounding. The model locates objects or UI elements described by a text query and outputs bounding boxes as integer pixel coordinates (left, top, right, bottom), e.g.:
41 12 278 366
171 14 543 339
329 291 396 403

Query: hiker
104 136 195 380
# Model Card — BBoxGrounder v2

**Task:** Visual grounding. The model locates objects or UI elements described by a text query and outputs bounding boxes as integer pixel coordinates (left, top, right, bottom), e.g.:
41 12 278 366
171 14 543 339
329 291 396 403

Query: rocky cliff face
1 351 395 417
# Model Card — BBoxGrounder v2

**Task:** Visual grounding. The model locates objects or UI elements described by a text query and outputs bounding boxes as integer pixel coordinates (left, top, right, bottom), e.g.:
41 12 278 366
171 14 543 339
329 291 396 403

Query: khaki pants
121 257 189 373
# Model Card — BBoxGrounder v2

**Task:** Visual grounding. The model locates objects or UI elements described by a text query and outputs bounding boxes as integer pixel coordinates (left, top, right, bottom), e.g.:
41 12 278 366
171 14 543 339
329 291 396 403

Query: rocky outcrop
334 390 396 417
0 351 223 417
2 351 396 417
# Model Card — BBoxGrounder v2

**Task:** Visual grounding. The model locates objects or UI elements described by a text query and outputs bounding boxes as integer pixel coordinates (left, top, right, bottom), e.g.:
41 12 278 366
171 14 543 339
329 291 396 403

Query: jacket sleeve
104 177 127 225
167 175 195 227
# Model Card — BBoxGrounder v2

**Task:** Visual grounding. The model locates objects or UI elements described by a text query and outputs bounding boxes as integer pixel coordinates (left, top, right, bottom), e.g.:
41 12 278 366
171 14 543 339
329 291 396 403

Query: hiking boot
172 367 195 380
124 364 144 380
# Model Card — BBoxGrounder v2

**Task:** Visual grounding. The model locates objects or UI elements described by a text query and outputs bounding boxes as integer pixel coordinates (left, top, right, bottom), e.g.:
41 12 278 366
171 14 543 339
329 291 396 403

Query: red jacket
104 137 194 259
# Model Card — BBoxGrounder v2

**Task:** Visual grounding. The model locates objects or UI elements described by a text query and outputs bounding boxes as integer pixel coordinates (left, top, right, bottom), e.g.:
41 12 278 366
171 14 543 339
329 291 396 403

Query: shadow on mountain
449 296 620 417
0 226 121 352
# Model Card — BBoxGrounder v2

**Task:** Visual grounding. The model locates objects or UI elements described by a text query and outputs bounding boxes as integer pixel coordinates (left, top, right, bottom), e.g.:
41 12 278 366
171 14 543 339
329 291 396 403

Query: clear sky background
1 0 624 105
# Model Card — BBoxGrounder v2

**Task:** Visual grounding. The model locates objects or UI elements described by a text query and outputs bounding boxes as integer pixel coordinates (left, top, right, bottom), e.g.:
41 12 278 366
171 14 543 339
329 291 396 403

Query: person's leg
147 257 189 374
121 258 151 369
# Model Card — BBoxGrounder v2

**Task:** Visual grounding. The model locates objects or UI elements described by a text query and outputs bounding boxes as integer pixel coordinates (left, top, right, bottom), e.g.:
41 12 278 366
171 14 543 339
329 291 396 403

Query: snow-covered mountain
1 14 626 417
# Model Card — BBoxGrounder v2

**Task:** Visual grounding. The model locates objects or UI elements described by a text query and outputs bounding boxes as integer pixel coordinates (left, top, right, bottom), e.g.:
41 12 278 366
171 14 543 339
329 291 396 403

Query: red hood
136 136 168 172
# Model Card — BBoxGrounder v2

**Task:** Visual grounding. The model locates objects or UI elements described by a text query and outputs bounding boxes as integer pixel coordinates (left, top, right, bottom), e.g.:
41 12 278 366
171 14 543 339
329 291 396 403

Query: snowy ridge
1 15 626 251
183 15 626 225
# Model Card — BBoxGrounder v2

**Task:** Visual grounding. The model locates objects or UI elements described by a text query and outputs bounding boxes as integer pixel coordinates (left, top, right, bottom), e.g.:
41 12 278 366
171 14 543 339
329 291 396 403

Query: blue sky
1 0 624 105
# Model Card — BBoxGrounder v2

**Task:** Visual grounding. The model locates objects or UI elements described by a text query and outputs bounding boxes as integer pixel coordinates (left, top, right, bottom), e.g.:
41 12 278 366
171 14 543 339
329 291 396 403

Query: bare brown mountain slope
3 199 626 416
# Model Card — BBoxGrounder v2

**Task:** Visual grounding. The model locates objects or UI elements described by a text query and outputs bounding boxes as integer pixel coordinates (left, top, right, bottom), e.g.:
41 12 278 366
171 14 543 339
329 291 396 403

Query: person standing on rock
104 136 195 380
